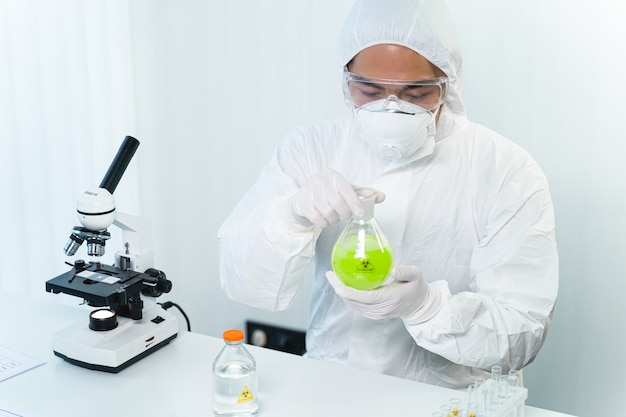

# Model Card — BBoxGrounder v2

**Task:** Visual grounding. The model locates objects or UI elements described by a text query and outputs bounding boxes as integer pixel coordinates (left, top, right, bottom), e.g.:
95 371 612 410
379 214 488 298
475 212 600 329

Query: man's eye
404 92 428 101
360 89 383 97
403 86 437 101
352 85 383 98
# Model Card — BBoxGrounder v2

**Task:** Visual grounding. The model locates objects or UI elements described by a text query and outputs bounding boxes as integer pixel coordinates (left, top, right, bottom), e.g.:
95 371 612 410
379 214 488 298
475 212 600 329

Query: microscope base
51 304 178 373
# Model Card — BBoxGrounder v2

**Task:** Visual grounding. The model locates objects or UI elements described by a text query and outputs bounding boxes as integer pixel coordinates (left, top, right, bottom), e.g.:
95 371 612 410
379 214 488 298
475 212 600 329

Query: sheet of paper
0 344 45 382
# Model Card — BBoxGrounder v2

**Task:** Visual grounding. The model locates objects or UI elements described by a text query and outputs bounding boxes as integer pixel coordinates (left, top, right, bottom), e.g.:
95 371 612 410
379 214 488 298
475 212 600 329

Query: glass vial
331 188 393 290
212 329 259 416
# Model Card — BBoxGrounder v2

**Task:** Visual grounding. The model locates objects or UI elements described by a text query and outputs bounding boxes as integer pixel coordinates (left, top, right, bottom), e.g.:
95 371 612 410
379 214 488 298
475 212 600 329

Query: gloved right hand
325 265 442 323
287 169 384 229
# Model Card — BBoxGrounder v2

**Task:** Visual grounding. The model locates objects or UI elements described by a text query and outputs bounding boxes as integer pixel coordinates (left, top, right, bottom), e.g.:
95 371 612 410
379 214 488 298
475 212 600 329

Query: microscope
45 136 178 373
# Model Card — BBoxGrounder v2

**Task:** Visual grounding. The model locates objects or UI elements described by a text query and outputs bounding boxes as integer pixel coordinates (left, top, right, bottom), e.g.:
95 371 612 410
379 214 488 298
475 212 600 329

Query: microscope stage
46 261 150 308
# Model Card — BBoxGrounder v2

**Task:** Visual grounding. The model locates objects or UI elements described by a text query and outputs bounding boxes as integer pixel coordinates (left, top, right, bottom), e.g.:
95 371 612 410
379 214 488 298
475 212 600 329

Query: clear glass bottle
331 187 393 290
212 329 259 416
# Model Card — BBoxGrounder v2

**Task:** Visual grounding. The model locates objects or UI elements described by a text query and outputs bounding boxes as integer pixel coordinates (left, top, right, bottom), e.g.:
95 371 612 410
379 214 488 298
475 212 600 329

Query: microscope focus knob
142 268 173 297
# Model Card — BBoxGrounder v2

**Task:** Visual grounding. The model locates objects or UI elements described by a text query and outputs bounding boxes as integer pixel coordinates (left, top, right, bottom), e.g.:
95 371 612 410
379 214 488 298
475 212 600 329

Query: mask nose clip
383 95 400 106
378 96 414 114
382 95 401 109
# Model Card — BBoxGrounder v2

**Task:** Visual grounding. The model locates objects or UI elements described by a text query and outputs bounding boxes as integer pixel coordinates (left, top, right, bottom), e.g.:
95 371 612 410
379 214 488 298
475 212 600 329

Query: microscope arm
113 211 154 273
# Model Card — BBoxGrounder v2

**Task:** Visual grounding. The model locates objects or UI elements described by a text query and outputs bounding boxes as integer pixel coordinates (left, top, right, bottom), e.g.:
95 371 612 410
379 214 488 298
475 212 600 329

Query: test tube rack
432 372 528 417
470 377 528 417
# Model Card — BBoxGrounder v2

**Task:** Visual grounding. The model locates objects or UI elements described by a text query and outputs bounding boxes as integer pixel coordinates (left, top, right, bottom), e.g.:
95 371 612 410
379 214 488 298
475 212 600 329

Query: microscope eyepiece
99 136 140 194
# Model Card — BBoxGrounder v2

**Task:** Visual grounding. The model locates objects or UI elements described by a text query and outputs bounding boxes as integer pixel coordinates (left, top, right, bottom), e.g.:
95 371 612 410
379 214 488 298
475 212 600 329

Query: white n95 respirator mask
354 97 437 160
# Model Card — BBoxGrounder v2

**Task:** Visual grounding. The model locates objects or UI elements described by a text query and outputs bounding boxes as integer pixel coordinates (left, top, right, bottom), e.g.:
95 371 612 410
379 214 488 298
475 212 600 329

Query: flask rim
354 187 376 219
354 187 376 199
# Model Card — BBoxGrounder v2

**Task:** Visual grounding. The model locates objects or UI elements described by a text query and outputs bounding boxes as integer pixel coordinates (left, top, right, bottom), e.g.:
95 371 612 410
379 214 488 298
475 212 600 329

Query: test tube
491 365 505 407
483 385 494 413
491 365 502 382
508 369 520 388
507 370 521 417
467 382 478 412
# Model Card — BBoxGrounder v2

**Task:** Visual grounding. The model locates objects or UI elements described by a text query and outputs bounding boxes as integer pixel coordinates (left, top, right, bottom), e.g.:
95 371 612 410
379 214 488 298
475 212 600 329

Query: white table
0 291 575 417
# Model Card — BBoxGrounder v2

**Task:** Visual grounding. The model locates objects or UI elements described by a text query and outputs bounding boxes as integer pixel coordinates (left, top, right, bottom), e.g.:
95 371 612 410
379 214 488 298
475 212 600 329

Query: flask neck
355 188 376 220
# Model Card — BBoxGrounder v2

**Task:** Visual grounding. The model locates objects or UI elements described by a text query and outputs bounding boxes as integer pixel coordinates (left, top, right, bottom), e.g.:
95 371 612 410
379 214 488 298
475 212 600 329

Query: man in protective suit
218 0 558 388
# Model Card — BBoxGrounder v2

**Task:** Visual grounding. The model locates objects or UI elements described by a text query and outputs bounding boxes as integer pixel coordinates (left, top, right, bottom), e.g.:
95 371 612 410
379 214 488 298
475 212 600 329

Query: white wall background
126 0 354 335
1 1 625 417
446 1 626 415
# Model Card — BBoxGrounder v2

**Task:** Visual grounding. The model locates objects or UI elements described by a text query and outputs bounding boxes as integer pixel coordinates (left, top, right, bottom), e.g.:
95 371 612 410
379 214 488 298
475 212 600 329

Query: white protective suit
218 0 558 388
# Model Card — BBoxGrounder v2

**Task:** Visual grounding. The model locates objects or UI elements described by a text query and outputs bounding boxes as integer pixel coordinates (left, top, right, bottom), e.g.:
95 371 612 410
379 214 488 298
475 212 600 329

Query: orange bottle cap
223 329 244 342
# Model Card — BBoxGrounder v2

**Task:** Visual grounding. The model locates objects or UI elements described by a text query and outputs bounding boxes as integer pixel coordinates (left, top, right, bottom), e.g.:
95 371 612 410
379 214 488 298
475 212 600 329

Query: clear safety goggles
343 69 448 112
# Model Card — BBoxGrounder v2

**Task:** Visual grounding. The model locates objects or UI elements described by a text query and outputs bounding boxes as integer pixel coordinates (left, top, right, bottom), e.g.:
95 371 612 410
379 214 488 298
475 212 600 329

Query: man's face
347 44 446 116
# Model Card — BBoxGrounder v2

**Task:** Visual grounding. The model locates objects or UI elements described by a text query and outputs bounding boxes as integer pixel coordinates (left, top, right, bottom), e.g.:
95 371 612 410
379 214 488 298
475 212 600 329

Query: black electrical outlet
245 320 306 356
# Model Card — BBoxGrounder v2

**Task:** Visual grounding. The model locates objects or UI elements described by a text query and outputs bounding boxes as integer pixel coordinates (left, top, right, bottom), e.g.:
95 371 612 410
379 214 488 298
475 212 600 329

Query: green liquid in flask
332 234 393 290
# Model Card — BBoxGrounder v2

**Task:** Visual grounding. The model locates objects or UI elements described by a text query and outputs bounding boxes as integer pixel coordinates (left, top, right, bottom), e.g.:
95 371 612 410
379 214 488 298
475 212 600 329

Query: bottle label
236 385 255 404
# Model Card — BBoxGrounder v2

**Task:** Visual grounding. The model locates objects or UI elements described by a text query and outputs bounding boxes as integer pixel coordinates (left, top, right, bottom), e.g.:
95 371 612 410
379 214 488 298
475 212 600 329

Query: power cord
158 301 191 332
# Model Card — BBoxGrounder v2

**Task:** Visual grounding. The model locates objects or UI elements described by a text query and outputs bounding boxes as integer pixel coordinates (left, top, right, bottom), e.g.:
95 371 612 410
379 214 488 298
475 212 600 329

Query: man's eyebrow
353 80 385 90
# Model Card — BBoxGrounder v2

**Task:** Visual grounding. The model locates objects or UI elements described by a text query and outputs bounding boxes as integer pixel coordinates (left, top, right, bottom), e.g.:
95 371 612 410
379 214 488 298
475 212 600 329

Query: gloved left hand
325 265 442 323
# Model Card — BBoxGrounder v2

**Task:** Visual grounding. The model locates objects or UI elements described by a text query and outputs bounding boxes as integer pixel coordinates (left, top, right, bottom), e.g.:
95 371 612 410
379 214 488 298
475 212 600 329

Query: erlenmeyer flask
331 188 393 290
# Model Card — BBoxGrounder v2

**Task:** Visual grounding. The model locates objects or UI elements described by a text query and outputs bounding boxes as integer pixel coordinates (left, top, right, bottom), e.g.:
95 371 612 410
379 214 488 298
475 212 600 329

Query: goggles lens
344 70 447 111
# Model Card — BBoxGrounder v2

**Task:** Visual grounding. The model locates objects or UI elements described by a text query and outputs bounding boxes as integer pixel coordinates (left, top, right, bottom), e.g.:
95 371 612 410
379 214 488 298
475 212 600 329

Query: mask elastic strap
428 105 444 136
